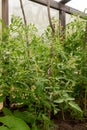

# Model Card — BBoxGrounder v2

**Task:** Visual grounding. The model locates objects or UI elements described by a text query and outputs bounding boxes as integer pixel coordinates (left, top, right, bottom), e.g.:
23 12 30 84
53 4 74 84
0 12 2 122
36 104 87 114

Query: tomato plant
0 16 87 129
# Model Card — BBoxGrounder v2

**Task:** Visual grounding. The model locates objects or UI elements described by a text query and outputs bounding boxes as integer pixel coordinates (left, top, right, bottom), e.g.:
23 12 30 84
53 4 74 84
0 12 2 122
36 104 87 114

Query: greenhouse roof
66 0 87 12
55 0 87 12
30 0 87 17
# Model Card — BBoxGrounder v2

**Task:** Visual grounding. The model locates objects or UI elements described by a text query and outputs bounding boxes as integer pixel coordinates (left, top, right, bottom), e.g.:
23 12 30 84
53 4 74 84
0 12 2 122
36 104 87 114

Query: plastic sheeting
9 0 75 33
67 0 87 12
9 0 59 33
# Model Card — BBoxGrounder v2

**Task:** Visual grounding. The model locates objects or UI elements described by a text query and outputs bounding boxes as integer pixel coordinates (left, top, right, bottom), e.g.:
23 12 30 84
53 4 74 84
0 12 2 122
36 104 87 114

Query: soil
56 121 87 130
52 112 87 130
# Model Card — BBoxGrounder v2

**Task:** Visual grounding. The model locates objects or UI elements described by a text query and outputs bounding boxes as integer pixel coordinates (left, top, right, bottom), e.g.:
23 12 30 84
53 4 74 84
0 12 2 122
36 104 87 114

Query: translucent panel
0 0 2 30
9 0 80 33
66 13 76 24
9 0 59 34
67 0 87 12
53 0 61 2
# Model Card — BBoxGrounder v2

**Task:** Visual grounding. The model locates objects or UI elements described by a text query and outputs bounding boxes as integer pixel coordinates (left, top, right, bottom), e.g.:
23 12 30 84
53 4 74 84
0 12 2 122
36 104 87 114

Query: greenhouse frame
1 0 87 28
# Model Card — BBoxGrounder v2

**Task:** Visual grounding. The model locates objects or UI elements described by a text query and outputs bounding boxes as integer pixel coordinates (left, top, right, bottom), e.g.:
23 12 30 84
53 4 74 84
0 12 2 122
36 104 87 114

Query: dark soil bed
57 121 87 130
52 112 87 130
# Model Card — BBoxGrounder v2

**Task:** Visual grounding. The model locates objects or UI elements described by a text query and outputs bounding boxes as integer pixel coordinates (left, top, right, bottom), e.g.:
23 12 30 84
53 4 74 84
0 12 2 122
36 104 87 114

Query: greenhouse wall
9 0 76 33
9 0 59 33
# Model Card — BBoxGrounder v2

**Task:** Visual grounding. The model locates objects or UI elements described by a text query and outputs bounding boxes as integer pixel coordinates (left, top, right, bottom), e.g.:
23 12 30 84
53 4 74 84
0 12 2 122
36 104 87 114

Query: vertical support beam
2 0 9 26
59 10 66 38
2 0 9 41
59 0 67 37
59 10 66 31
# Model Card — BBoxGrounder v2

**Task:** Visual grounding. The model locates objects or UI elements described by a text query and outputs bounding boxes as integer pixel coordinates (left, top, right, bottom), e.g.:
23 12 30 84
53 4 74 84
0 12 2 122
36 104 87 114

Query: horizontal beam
60 0 71 4
30 0 87 18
